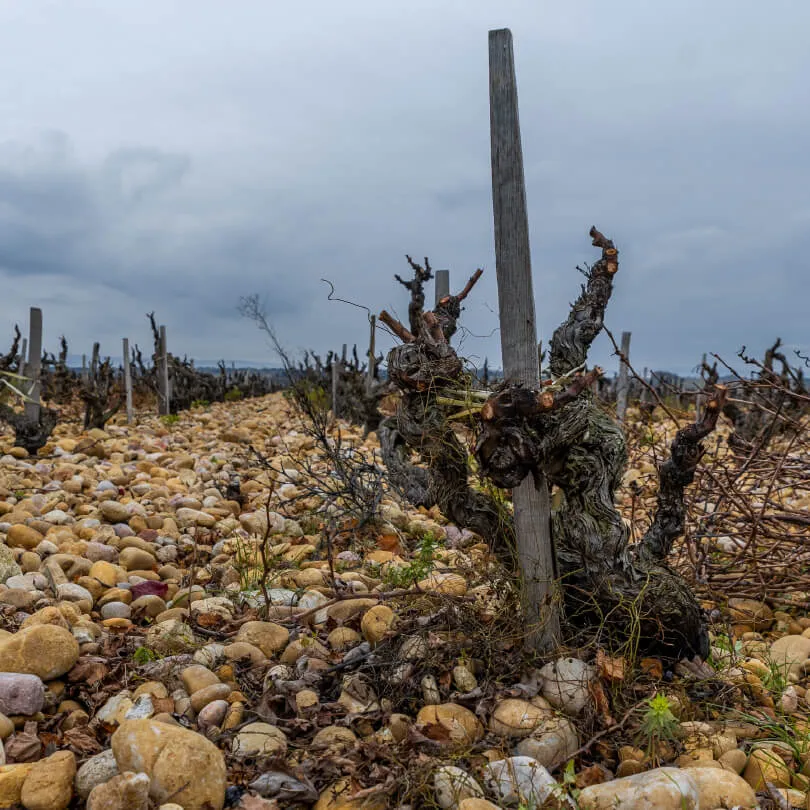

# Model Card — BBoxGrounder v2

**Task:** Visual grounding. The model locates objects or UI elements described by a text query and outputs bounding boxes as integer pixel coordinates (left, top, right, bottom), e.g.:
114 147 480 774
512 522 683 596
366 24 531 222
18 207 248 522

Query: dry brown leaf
67 658 109 685
589 680 615 727
5 724 41 762
576 763 613 789
152 697 175 714
62 727 103 756
640 658 664 679
195 612 225 628
596 649 626 682
376 534 402 553
38 732 61 749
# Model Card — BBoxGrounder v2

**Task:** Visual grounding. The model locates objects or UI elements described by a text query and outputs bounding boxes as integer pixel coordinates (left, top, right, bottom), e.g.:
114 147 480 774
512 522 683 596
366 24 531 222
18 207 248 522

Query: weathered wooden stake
435 269 450 307
616 331 632 424
331 356 341 421
489 27 560 651
158 326 170 416
640 366 652 410
696 352 707 418
20 337 28 376
365 316 377 394
122 338 134 424
90 342 100 378
24 308 42 423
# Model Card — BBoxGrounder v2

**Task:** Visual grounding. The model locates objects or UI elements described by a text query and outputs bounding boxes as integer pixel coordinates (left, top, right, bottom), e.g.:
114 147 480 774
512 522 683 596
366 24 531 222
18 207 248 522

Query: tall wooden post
20 337 27 376
616 331 632 424
489 28 560 651
158 326 170 416
90 342 100 378
640 366 652 410
435 269 450 307
122 338 134 424
365 315 377 394
696 352 707 418
24 308 42 423
331 356 341 421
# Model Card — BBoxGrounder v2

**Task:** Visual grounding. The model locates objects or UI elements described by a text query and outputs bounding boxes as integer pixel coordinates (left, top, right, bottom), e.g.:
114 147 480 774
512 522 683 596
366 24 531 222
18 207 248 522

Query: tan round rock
222 642 266 665
134 681 169 700
0 763 34 807
20 749 76 810
19 551 40 573
769 635 810 677
416 703 484 746
155 607 189 624
181 665 220 694
296 689 319 711
99 588 133 607
87 771 151 810
6 525 44 550
236 621 290 657
190 683 231 712
728 598 773 631
328 627 361 651
616 759 646 777
718 748 748 774
0 624 79 680
578 768 698 809
312 726 358 752
118 547 157 571
685 767 758 809
327 598 377 623
389 713 411 742
0 712 13 739
417 572 467 596
452 665 478 693
293 568 326 588
361 605 395 646
458 800 502 810
280 637 329 665
314 778 387 810
489 697 554 738
130 595 166 617
145 620 195 655
89 560 121 587
222 702 244 731
98 500 131 523
20 606 69 630
743 747 791 790
231 721 288 757
112 719 226 810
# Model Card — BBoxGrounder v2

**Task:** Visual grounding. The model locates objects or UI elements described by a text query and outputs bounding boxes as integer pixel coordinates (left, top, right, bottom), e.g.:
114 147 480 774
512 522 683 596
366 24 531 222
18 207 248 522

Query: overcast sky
0 1 807 376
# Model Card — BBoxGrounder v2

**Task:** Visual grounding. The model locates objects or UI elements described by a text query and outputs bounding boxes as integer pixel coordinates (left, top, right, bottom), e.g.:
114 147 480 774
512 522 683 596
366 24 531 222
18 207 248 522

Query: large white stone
578 767 699 810
515 716 579 771
433 766 484 809
538 657 594 715
483 757 557 806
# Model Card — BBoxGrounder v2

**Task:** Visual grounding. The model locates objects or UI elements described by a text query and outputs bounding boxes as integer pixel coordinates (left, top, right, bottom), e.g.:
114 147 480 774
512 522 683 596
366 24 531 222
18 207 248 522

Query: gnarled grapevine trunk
379 230 721 661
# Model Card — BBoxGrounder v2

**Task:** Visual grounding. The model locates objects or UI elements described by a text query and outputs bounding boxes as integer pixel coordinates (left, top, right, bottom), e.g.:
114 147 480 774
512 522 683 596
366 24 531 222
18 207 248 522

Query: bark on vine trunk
379 230 718 661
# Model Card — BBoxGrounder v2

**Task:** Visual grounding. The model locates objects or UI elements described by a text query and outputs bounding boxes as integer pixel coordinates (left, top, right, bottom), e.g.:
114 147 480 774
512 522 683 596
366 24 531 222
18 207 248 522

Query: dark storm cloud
0 0 807 372
0 132 310 359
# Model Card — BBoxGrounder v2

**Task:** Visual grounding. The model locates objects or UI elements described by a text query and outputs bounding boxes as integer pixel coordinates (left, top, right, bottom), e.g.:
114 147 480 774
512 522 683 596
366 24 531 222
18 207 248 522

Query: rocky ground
0 392 808 809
